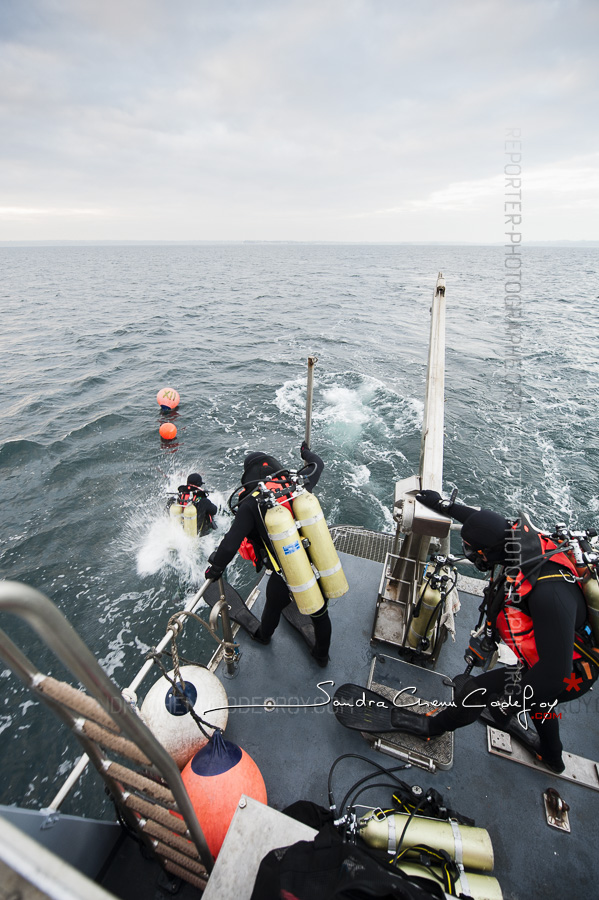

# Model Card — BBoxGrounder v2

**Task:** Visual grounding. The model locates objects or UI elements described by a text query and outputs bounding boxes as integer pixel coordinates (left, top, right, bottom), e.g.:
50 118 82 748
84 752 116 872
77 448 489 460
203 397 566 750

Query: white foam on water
322 386 370 425
126 487 232 587
346 463 371 487
535 433 574 520
274 377 305 421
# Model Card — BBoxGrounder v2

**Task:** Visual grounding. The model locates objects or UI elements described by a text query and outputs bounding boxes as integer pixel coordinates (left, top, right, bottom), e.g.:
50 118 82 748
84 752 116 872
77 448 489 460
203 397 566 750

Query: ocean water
1 242 598 814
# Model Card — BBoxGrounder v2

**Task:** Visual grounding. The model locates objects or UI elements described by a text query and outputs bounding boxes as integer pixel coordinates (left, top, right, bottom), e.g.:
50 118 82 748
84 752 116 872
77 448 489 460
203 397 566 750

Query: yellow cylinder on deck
397 862 503 900
264 503 325 615
292 490 348 599
183 503 197 537
359 811 494 873
407 566 453 650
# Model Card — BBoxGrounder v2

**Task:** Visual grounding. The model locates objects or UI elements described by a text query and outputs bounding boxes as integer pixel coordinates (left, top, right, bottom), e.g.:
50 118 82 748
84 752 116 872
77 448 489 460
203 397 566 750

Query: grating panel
330 526 396 563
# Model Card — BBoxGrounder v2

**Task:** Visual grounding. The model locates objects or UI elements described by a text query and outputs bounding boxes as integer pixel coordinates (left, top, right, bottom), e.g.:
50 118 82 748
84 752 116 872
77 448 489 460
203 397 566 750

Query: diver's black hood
460 509 510 562
241 452 284 487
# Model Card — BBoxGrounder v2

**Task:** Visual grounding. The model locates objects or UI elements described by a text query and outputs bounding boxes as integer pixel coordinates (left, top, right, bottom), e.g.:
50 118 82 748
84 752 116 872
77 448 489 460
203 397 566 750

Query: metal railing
0 577 234 856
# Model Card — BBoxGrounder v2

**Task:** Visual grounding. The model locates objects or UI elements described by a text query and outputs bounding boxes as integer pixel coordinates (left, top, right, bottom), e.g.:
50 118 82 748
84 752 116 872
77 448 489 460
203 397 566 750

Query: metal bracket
543 788 570 833
486 726 599 793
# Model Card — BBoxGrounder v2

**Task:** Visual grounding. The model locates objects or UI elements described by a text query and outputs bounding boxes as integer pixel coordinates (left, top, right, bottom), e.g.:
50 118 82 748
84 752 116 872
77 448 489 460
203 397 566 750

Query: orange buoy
157 388 180 410
159 422 177 440
181 731 267 857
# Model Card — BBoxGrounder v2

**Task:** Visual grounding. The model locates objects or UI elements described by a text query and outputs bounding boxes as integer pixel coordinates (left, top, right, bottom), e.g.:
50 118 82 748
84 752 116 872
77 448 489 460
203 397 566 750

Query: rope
163 860 207 891
152 840 208 881
125 794 189 835
142 606 238 740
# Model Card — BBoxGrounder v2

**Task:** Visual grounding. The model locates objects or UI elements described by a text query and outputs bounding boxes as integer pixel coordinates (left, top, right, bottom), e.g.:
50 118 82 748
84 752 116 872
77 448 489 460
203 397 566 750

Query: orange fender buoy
157 388 180 410
159 423 177 440
181 732 267 857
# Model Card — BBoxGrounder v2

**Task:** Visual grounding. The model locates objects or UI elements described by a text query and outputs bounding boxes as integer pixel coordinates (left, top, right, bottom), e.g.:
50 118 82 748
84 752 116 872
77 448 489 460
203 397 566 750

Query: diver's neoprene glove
416 490 455 514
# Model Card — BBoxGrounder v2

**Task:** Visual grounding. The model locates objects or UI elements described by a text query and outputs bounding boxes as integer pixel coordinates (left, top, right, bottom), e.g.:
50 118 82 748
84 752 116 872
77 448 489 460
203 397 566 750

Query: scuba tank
407 560 457 651
183 503 198 537
169 502 184 526
359 811 494 873
582 575 599 645
566 532 599 645
263 502 325 615
395 862 503 900
292 490 348 599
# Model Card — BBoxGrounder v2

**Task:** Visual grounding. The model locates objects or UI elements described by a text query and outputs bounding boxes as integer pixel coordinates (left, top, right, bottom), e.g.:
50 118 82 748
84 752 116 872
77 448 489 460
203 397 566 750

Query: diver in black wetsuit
168 473 218 536
392 490 590 773
204 444 332 667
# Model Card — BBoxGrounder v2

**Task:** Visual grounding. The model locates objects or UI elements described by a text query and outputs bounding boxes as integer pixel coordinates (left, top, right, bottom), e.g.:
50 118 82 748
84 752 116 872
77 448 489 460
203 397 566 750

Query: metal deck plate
486 727 599 792
365 655 454 771
202 796 317 900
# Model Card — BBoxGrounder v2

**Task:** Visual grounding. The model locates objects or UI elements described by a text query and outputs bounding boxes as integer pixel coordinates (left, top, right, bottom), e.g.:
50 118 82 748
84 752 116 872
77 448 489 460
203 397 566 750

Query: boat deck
215 547 598 900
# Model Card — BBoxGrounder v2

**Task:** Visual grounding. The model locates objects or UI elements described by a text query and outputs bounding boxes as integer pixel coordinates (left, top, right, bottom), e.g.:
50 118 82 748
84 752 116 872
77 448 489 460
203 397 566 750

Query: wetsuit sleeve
450 503 481 524
210 502 256 571
301 448 324 492
206 497 218 517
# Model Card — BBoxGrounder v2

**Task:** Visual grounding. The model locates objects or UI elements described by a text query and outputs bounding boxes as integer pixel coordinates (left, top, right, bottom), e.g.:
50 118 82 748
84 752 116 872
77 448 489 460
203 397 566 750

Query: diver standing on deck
388 490 593 773
204 444 332 667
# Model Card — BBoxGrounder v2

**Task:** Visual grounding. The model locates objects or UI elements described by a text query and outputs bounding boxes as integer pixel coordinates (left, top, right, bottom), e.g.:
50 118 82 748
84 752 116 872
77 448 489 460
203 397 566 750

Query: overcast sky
1 0 597 243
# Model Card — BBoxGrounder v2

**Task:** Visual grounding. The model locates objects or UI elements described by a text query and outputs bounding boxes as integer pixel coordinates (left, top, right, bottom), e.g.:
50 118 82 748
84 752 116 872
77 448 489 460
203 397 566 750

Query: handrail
47 578 219 809
0 579 214 872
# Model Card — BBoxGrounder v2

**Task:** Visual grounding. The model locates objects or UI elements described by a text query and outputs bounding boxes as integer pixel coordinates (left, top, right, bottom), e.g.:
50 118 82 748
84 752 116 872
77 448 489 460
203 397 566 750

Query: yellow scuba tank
183 503 197 537
567 544 599 645
169 502 184 526
359 811 495 873
395 863 503 900
263 502 325 615
407 565 456 651
292 490 349 599
582 576 599 645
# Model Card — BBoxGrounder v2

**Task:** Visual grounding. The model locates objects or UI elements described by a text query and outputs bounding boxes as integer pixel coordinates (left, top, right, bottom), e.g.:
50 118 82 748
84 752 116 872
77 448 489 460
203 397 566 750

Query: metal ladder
0 580 214 891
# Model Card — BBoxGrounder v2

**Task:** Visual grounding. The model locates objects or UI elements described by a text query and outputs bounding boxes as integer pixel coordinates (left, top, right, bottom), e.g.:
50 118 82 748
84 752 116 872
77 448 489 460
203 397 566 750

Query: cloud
0 0 598 241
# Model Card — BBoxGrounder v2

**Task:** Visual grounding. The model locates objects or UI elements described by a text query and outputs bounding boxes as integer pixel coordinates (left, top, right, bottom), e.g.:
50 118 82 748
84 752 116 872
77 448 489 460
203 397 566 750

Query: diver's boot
251 627 271 645
311 648 329 668
536 752 566 774
479 708 541 757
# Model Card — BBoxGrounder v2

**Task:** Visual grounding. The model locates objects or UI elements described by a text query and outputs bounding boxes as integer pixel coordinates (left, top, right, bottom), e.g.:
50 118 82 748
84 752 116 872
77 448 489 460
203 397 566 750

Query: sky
1 0 598 243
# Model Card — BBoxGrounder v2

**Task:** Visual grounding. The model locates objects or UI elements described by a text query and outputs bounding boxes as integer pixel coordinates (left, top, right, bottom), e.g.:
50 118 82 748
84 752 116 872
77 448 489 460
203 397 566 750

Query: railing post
392 273 449 591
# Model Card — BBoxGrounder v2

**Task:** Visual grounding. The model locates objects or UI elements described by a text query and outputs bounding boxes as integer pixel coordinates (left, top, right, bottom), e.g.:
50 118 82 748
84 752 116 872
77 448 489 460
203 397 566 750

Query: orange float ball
181 732 267 857
157 387 180 410
159 422 177 440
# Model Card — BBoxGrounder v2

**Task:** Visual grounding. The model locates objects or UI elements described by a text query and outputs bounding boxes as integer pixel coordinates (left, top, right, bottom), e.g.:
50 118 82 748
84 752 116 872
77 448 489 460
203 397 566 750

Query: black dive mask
463 543 494 572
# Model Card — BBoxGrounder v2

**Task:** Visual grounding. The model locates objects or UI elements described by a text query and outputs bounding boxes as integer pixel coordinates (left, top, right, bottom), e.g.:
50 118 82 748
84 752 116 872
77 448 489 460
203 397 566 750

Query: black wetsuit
210 449 332 659
432 503 587 765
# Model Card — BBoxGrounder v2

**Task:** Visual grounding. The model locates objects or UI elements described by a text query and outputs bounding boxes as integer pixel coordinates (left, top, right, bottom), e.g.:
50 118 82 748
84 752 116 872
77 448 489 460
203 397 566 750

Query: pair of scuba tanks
169 501 202 537
260 487 349 616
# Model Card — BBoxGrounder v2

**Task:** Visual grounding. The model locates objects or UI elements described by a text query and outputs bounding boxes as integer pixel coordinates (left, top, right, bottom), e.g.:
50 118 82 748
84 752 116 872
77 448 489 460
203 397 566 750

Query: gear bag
249 825 445 900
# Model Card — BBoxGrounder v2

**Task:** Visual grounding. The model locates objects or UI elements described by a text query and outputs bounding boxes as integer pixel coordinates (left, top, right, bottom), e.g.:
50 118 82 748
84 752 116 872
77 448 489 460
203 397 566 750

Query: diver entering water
204 444 334 667
338 490 595 773
167 473 218 537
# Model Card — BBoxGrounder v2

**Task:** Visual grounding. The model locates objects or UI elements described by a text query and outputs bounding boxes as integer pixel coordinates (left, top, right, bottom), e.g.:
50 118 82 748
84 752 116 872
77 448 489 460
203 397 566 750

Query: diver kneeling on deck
204 444 332 667
392 490 595 773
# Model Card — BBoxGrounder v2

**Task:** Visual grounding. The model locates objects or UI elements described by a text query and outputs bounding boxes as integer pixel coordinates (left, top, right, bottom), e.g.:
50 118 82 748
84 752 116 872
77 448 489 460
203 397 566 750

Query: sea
1 241 598 816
